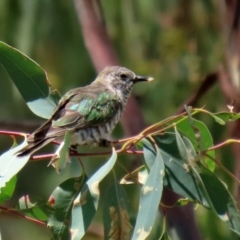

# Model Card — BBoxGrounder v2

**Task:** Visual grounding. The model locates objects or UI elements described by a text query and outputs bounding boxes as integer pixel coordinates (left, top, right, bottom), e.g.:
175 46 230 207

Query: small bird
17 66 153 156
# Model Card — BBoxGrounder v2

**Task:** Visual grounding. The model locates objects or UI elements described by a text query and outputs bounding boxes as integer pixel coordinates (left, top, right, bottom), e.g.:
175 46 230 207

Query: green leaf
231 113 240 121
193 165 240 235
0 175 17 204
0 41 60 119
18 195 50 221
211 114 226 125
206 112 240 124
0 138 30 191
175 198 195 207
103 171 133 240
71 148 117 240
211 112 240 123
177 118 215 171
132 140 165 240
47 176 86 240
49 131 71 173
159 216 171 240
153 134 209 207
174 127 192 164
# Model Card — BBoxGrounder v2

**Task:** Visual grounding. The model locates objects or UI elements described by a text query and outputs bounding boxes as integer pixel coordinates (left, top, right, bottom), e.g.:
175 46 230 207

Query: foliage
0 42 240 240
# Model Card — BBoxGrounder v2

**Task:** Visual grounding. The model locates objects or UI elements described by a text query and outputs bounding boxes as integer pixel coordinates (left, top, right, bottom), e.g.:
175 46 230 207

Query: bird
17 66 153 157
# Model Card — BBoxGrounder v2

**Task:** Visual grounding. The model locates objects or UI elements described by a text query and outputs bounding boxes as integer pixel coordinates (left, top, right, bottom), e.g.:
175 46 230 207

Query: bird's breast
70 109 122 145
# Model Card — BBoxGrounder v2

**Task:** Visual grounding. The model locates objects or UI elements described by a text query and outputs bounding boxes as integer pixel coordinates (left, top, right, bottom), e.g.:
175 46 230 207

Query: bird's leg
98 139 111 147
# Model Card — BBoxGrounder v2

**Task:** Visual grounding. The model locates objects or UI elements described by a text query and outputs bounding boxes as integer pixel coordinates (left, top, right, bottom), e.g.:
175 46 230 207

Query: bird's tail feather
17 138 54 157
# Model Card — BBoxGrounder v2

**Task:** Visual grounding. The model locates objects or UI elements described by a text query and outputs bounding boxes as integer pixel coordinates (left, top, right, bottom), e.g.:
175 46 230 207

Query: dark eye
120 73 127 80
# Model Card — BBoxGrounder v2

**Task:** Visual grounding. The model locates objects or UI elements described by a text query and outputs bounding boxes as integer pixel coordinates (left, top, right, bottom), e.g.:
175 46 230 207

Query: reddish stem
0 130 27 137
31 149 143 161
0 206 45 225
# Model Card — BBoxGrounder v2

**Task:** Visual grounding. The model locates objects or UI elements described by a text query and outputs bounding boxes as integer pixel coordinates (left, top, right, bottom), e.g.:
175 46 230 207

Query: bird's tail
17 138 54 157
17 117 56 157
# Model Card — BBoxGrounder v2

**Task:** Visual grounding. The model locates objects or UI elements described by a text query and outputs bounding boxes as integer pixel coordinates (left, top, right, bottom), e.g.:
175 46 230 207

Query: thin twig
0 206 45 225
31 149 143 161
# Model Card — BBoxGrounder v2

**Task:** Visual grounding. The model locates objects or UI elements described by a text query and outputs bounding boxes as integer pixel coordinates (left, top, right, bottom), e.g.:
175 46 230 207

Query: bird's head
94 66 153 91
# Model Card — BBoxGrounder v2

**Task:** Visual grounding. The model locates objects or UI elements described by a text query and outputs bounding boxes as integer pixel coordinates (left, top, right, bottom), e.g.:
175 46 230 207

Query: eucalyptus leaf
103 171 133 240
177 118 215 171
197 165 240 235
0 138 30 191
153 135 209 207
18 195 50 221
174 127 190 163
0 175 17 204
211 114 226 125
71 148 117 240
47 176 86 240
0 41 60 119
132 140 165 240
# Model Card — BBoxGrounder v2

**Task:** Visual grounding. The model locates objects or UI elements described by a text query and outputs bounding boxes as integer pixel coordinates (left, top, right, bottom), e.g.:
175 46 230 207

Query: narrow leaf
0 175 17 204
211 114 226 125
174 127 190 163
153 135 209 207
211 112 240 123
71 148 117 240
231 113 240 121
103 171 133 240
177 118 215 171
0 138 30 190
192 164 240 235
0 41 60 118
47 176 86 239
159 216 171 240
132 140 165 240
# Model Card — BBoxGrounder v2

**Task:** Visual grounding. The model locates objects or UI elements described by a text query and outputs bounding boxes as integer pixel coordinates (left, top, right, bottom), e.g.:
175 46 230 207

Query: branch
0 206 45 226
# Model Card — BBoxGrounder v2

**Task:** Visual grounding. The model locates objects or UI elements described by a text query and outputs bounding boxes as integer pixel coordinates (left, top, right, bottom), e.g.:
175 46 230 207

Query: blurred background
0 0 240 239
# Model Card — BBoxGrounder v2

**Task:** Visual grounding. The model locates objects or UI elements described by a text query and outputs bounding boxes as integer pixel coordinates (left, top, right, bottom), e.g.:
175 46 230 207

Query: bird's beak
133 75 154 83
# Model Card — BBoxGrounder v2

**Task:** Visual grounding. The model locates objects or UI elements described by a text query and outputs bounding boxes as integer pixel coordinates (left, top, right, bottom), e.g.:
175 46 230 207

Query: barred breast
70 108 123 145
70 86 132 146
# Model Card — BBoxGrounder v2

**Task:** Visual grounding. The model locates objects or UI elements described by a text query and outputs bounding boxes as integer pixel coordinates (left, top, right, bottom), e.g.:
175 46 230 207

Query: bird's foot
98 139 111 147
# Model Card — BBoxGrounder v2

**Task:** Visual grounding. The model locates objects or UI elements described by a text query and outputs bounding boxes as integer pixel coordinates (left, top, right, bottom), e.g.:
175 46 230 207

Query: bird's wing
51 88 121 131
28 84 121 141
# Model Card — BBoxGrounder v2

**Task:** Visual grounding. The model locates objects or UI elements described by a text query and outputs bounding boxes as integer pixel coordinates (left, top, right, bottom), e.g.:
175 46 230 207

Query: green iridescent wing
52 88 121 129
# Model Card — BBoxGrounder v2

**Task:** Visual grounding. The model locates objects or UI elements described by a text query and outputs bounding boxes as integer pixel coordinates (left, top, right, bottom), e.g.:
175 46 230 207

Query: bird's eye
120 73 127 80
